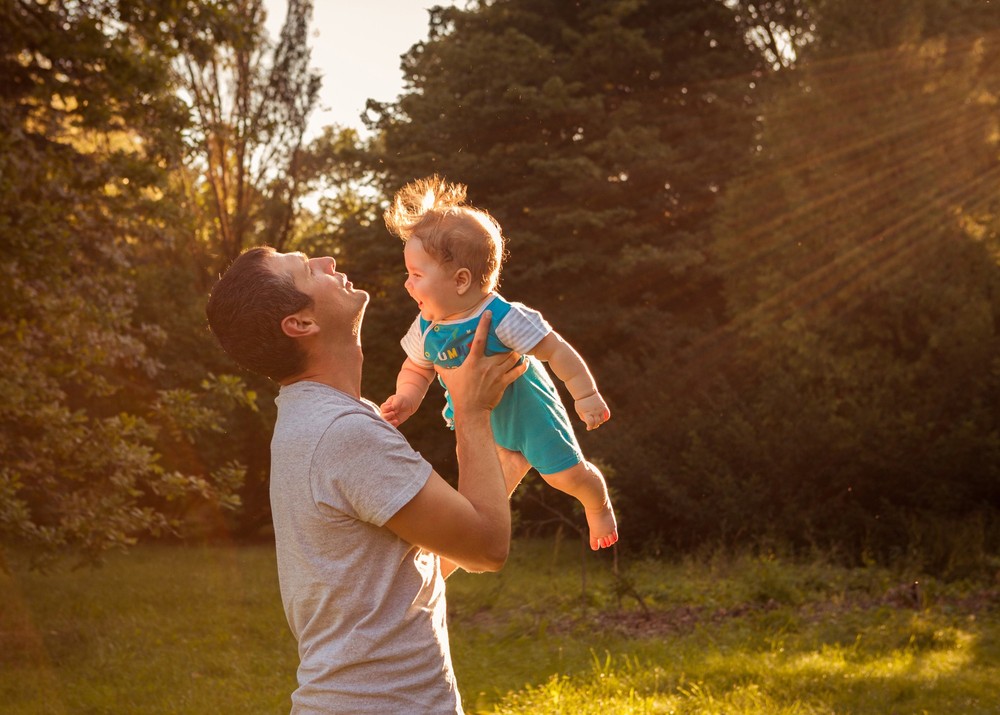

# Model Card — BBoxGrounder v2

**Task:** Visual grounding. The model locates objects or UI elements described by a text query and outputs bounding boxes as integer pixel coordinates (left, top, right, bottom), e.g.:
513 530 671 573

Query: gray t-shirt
270 381 462 714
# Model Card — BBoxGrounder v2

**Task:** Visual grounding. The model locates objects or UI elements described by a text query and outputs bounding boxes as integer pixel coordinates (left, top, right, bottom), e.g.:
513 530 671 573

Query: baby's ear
454 267 473 295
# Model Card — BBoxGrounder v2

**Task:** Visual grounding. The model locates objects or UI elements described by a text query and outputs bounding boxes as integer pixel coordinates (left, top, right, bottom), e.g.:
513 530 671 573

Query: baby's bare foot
585 501 618 551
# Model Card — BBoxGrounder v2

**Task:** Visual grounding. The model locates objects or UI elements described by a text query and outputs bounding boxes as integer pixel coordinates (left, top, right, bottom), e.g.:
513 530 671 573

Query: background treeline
2 0 998 576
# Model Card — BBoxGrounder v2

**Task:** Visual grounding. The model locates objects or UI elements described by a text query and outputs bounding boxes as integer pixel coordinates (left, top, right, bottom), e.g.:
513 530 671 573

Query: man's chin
351 299 368 337
356 289 371 317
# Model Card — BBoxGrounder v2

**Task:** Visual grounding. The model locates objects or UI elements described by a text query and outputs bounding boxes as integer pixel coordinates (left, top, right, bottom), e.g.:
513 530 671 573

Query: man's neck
281 342 364 399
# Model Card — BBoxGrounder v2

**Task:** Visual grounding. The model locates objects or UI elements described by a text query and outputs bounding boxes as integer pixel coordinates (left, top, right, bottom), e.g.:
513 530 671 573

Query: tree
698 0 1000 568
339 0 1000 565
177 0 321 270
0 0 250 565
370 0 764 325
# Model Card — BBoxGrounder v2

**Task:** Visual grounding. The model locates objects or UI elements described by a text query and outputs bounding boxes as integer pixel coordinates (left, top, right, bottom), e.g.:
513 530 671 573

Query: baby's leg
539 461 618 551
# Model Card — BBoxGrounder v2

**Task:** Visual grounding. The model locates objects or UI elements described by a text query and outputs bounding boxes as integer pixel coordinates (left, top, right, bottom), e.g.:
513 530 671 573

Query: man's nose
314 256 336 272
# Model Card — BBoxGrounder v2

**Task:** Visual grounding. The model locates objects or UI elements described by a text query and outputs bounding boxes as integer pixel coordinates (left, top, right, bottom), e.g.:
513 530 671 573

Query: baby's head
384 176 505 294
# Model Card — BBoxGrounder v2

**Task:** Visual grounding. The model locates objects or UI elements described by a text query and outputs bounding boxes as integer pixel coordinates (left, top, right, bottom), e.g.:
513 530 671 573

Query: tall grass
1 539 997 714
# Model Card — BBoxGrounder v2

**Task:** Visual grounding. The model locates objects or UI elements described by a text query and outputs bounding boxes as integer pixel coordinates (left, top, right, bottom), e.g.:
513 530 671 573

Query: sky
264 1 458 136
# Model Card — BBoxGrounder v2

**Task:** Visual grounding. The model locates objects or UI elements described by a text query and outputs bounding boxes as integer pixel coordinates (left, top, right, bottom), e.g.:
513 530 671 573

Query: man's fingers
497 349 522 372
436 311 529 415
467 310 492 360
498 354 528 389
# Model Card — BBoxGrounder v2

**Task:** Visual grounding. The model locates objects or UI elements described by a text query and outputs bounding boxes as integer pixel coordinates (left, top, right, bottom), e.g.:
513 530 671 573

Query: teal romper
401 294 583 475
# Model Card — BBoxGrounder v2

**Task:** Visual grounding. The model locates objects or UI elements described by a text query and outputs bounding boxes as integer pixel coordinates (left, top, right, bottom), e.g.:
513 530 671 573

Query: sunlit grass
0 544 298 714
480 617 993 715
1 539 997 714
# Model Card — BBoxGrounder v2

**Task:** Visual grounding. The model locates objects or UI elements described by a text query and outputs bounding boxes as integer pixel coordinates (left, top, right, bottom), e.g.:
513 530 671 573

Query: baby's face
403 239 463 322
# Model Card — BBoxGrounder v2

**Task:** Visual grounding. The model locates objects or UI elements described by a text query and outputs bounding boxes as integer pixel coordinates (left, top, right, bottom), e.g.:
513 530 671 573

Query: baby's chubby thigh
489 359 583 476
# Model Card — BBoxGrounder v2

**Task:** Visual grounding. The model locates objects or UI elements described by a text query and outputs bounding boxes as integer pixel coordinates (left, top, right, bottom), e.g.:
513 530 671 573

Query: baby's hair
384 175 506 292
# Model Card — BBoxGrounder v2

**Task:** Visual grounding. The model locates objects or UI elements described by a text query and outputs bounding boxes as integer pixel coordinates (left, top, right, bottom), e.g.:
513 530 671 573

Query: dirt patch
454 587 1000 640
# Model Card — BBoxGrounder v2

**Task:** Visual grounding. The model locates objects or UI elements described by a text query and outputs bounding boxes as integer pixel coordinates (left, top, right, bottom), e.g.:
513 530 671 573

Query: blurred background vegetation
2 0 998 576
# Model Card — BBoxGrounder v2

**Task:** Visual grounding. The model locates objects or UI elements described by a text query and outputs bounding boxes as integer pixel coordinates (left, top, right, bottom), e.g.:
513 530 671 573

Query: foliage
0 0 250 564
153 0 323 529
295 0 1000 565
691 0 1000 562
3 0 1000 567
369 0 765 321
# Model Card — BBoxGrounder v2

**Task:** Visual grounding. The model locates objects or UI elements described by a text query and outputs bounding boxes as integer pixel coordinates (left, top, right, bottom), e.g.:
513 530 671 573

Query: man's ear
454 268 473 296
280 311 319 339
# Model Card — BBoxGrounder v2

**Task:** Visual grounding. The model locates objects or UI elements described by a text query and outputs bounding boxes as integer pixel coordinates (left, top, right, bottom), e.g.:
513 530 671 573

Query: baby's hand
380 394 417 427
575 392 610 431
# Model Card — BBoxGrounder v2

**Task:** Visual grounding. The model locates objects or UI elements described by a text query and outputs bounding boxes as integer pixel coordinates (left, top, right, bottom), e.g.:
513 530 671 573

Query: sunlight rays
675 31 1000 384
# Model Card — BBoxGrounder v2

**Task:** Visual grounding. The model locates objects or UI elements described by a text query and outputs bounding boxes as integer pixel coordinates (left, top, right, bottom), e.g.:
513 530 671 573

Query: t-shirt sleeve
400 316 433 369
494 301 552 353
311 410 432 526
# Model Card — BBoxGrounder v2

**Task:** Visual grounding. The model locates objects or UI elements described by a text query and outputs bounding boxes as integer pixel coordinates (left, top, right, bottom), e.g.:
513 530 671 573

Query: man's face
271 251 368 328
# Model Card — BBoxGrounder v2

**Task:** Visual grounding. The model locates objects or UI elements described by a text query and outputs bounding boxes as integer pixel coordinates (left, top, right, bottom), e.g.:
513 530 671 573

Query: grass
1 544 298 714
1 537 998 714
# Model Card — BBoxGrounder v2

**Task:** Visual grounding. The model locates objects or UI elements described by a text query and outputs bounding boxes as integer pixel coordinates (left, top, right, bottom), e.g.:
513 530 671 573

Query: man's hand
436 311 527 418
575 392 611 431
380 393 417 427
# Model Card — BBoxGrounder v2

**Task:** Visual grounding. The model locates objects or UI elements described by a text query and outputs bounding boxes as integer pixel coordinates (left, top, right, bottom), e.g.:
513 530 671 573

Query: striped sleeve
400 316 433 368
494 301 552 353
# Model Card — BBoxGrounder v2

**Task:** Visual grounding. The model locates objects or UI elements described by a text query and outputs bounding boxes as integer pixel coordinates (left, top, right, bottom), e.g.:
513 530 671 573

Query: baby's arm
530 332 610 431
381 358 435 427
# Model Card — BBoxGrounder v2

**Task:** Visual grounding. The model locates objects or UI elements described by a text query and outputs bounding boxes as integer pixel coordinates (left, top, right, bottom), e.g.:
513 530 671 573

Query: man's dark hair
206 246 312 381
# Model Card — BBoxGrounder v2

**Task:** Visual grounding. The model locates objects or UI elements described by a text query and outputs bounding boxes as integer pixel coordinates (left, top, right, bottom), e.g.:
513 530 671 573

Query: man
206 246 529 714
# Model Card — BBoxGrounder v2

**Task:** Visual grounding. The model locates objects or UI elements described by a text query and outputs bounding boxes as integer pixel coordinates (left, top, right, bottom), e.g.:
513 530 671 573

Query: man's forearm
451 409 510 572
430 315 525 576
442 447 528 578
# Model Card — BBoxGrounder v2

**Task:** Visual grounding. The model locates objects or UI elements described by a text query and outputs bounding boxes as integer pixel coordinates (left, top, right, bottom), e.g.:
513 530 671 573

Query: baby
380 176 618 550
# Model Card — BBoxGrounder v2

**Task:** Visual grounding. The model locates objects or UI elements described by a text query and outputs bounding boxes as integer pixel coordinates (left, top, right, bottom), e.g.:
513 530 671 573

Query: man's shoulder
274 383 380 437
272 386 409 479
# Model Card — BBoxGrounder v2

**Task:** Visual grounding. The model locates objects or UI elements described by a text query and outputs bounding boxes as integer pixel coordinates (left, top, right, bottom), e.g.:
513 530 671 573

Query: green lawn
1 538 998 714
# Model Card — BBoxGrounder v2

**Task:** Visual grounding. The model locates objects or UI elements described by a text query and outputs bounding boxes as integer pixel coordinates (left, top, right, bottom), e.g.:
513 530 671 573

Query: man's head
207 247 368 382
206 247 312 381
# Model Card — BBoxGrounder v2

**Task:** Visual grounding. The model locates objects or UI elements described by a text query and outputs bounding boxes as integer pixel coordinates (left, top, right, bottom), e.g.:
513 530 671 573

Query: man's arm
384 312 527 573
439 447 530 578
531 331 610 431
